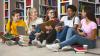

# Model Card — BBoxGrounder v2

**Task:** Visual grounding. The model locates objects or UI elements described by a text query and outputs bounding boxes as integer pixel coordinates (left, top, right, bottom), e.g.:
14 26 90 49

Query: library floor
0 39 100 56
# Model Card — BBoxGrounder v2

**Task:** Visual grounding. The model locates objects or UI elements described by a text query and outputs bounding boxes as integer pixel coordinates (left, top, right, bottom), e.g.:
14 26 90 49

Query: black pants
38 29 57 44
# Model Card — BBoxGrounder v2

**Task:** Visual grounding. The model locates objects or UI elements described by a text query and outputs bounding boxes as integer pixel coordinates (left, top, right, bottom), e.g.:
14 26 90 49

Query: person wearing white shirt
27 8 43 45
55 5 80 42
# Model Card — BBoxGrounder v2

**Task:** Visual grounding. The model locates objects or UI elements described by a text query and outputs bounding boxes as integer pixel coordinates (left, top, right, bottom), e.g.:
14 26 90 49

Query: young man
55 5 80 42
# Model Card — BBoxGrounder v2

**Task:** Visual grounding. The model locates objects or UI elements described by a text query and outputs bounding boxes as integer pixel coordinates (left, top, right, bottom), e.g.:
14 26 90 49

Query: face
12 13 20 21
45 25 52 30
30 9 38 20
67 8 74 17
81 9 86 18
48 10 55 18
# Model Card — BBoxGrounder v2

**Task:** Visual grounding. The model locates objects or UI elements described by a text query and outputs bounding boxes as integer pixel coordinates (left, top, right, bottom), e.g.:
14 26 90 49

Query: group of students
3 5 97 51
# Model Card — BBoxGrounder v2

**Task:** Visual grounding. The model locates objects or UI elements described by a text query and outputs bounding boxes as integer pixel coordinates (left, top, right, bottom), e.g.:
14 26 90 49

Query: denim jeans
56 26 69 42
29 25 41 44
60 34 96 49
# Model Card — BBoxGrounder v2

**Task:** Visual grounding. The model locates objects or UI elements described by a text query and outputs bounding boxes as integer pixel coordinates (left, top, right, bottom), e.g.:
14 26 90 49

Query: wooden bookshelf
4 0 10 23
39 0 57 18
16 0 33 22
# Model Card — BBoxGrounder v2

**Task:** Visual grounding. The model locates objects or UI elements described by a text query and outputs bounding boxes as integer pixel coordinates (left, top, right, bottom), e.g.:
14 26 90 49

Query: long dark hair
83 6 96 23
44 8 57 22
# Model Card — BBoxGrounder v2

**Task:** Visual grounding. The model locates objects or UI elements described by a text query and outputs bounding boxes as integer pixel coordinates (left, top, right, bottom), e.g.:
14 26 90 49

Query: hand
78 31 86 36
35 33 41 36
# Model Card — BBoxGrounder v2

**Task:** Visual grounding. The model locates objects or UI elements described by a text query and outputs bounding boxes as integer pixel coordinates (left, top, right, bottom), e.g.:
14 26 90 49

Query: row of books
96 18 100 26
39 6 47 17
79 0 95 2
41 0 57 6
96 6 100 14
5 2 8 9
26 0 31 6
99 29 100 37
16 2 24 9
61 3 69 14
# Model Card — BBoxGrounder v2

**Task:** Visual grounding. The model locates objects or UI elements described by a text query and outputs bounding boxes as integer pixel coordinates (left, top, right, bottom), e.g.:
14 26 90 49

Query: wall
0 0 4 33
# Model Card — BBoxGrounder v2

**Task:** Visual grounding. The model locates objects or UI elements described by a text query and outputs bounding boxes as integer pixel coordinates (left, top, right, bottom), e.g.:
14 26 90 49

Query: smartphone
79 29 83 32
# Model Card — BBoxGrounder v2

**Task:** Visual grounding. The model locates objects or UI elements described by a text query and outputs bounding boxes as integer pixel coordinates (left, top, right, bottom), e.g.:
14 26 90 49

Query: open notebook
16 26 26 35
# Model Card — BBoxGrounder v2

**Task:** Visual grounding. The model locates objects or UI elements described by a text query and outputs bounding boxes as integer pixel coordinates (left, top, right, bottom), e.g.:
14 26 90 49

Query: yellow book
62 5 66 14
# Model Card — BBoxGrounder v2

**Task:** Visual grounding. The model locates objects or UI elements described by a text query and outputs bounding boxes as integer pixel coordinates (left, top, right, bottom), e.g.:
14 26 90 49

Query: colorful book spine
61 5 66 14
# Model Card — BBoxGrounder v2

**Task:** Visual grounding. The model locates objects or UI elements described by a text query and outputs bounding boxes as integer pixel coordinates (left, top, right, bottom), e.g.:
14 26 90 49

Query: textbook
16 26 26 35
74 47 87 52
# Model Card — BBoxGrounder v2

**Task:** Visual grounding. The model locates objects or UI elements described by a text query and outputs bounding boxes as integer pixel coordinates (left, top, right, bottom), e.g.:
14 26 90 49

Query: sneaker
46 43 60 52
61 46 72 51
54 39 60 43
36 41 42 48
42 40 46 47
32 40 38 46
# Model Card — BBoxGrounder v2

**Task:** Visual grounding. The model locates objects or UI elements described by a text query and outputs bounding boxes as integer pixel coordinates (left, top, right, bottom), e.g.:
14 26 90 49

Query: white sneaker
32 40 38 46
61 46 72 51
36 41 42 48
42 40 46 47
46 43 60 52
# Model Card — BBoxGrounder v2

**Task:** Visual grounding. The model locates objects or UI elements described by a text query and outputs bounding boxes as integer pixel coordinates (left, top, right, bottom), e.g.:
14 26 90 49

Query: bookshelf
16 0 33 22
39 0 57 18
4 0 10 24
58 0 78 19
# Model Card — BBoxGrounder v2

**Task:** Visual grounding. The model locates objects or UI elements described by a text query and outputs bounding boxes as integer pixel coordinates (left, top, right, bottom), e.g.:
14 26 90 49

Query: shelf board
5 16 8 18
98 25 100 26
79 1 95 4
26 6 31 8
17 1 24 3
95 3 100 4
5 9 8 10
5 1 8 3
20 16 24 17
60 1 69 3
95 14 100 15
60 13 67 15
16 8 24 10
40 5 57 8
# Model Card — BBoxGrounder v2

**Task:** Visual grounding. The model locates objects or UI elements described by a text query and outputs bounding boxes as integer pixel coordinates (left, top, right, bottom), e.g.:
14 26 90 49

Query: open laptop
16 26 26 35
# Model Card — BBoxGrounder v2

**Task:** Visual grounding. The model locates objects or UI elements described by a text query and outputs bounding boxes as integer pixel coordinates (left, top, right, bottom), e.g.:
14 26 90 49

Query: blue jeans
56 26 69 42
65 28 77 40
60 34 96 49
29 25 41 44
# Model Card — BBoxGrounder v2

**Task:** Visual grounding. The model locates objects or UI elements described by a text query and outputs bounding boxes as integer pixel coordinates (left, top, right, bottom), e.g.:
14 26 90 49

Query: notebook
16 26 26 35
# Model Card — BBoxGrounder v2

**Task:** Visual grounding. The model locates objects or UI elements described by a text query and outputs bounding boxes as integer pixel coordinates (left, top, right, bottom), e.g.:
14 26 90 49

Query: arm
74 17 80 29
88 29 97 40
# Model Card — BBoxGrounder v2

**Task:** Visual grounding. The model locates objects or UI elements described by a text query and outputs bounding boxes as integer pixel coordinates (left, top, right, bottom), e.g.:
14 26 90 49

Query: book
16 26 26 35
74 47 87 52
61 4 66 14
5 3 8 9
26 0 31 6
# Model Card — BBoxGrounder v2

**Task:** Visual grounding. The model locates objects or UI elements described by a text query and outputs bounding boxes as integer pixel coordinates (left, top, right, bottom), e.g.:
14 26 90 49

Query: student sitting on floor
32 8 59 47
55 5 80 42
27 8 43 45
46 6 97 51
5 10 28 46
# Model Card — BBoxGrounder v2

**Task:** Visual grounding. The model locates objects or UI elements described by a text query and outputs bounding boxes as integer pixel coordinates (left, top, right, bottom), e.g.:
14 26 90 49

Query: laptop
16 26 26 35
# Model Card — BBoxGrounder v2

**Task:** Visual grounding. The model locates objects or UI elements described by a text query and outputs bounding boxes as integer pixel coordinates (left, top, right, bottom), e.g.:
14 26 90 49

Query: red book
74 47 87 52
